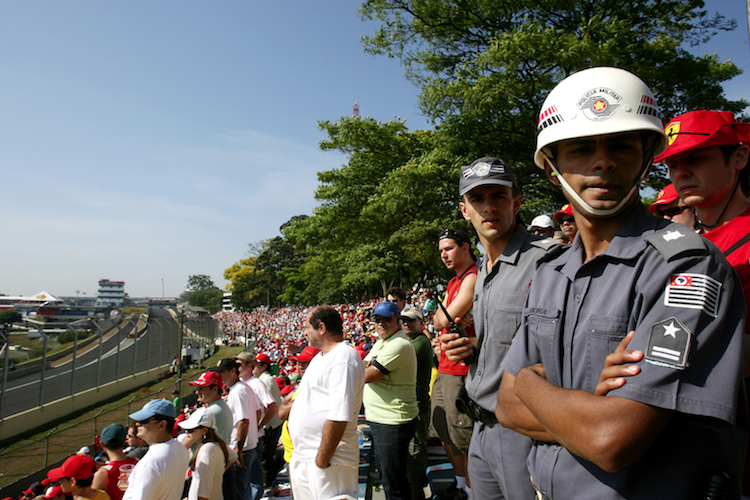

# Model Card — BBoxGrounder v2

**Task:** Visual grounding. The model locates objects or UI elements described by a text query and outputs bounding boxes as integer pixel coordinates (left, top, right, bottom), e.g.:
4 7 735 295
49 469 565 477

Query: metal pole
44 427 57 469
156 318 164 369
114 319 122 380
127 396 137 420
68 323 79 397
0 332 9 420
36 325 49 408
93 320 104 389
131 317 138 376
146 319 151 372
178 309 184 379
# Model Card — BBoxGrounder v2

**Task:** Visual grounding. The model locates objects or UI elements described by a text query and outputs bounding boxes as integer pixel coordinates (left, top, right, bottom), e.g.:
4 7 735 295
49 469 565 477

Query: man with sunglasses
553 203 578 244
363 301 417 500
432 227 477 495
123 399 189 500
648 184 694 227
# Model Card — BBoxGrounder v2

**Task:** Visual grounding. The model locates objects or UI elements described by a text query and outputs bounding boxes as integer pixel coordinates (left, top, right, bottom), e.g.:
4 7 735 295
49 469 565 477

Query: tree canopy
222 0 746 308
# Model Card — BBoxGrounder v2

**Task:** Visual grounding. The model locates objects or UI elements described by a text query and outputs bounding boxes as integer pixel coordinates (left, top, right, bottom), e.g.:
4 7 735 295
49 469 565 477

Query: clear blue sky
1 1 747 298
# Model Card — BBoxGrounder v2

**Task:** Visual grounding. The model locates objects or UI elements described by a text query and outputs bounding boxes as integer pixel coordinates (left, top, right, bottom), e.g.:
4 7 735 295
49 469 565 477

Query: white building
96 279 125 307
222 291 234 312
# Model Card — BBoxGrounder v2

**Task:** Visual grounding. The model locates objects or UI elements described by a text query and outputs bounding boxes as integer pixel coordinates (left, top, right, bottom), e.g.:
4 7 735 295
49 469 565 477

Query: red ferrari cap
654 110 750 163
553 204 574 222
648 184 679 214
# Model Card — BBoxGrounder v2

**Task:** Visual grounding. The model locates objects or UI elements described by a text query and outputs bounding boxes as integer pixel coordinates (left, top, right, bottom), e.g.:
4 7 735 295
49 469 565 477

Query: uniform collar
494 224 529 266
558 203 658 280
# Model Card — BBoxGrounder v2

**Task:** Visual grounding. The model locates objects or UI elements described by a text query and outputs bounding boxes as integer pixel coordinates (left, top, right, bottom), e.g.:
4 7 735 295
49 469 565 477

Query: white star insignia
663 321 681 338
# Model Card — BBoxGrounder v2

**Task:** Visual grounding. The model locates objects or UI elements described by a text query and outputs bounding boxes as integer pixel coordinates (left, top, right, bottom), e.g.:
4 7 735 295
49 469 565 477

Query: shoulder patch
643 224 707 261
529 237 563 251
535 243 569 267
645 317 691 370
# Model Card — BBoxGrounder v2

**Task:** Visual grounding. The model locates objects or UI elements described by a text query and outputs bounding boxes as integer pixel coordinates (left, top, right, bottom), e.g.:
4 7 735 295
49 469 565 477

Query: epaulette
529 237 563 251
643 224 708 261
535 241 569 266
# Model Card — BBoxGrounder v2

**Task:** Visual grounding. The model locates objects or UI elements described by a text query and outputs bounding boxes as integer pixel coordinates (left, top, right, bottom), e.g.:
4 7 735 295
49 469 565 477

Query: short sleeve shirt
225 380 260 451
289 341 365 466
465 225 557 412
364 330 418 424
501 205 748 499
410 332 434 415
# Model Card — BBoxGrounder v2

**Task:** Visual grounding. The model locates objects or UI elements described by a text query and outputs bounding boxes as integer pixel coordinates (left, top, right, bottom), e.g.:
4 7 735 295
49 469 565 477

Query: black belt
456 387 498 425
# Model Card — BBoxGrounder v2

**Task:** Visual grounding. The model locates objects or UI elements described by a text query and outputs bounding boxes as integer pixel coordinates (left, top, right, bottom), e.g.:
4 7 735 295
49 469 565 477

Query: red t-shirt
438 264 478 376
703 207 750 333
101 457 139 500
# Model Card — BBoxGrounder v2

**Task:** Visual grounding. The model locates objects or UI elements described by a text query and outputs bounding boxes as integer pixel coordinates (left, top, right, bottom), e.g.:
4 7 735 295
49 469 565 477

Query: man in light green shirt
364 301 417 500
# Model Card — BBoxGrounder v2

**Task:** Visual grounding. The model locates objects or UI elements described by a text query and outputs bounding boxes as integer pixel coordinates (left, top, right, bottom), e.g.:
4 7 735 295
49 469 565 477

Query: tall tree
186 274 216 291
359 0 746 197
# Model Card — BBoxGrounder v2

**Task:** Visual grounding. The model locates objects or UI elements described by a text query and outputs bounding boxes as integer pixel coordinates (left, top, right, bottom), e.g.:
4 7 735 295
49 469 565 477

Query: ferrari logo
665 122 681 145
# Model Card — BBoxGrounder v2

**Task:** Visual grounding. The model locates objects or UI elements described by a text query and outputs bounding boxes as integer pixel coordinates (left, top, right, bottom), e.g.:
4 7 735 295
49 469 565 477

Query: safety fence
0 372 204 490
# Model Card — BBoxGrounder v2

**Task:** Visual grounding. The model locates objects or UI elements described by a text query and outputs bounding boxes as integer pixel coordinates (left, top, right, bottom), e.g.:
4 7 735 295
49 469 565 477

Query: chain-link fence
0 372 204 490
0 309 220 491
0 310 219 420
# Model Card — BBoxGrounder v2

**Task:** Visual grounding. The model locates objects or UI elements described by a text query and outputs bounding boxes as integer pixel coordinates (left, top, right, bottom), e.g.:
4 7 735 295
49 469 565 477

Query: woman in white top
178 407 230 500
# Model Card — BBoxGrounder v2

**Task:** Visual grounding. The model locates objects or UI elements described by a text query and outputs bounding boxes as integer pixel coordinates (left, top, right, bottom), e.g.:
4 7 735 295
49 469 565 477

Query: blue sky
1 1 747 298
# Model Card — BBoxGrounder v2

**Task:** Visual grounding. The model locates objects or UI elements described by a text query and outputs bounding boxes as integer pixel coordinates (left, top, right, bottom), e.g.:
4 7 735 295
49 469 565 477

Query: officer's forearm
513 364 672 473
496 371 555 442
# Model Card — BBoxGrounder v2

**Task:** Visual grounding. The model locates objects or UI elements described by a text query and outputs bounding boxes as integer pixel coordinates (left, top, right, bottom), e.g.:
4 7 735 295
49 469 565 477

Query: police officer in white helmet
496 67 748 499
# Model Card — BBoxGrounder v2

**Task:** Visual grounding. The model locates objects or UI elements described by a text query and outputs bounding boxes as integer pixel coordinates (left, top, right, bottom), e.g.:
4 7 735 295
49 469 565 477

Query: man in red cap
656 109 750 494
189 371 233 446
553 203 578 243
48 455 110 500
647 184 694 227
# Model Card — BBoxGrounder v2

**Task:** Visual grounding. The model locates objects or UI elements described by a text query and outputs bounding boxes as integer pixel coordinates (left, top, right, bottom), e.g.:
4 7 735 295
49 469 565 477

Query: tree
188 288 223 314
224 256 264 311
186 274 216 291
359 0 746 200
0 310 22 330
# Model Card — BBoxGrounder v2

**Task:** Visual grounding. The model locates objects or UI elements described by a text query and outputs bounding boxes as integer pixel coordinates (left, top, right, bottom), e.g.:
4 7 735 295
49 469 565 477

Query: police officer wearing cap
497 67 748 499
441 157 559 499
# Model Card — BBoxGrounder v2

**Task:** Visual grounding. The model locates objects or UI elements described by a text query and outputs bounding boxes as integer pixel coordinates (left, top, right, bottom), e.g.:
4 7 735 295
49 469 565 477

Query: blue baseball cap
373 301 401 318
129 399 176 421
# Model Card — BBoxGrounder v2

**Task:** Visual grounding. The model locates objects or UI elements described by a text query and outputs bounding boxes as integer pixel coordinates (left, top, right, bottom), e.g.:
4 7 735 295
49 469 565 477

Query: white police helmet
534 67 668 217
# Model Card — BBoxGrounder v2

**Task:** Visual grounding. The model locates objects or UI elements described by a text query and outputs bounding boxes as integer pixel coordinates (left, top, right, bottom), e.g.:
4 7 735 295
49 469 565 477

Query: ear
459 200 470 221
733 144 749 171
513 194 522 217
318 321 328 335
544 162 560 186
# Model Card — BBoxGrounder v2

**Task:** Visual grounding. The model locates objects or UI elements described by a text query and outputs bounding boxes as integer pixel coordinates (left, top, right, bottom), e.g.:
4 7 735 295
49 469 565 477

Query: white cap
528 215 555 230
178 407 216 430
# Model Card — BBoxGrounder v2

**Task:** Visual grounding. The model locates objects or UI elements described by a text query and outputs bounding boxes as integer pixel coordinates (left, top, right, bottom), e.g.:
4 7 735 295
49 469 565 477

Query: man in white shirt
288 305 365 499
217 358 262 500
123 399 189 500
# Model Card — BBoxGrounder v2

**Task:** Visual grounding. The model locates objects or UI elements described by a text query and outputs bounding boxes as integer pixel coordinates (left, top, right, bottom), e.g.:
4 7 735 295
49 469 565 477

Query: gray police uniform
502 204 748 499
465 224 559 500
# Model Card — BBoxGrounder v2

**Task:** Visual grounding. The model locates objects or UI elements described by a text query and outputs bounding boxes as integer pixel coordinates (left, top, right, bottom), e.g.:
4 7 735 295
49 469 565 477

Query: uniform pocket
585 315 629 392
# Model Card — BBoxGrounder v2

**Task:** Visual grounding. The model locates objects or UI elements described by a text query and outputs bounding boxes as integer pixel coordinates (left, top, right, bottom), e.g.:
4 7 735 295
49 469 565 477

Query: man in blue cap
363 301 417 500
123 399 189 500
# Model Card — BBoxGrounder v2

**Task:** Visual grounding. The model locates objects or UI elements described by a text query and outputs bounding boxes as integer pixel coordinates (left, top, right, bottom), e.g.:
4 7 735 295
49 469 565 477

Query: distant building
96 279 125 307
0 292 63 312
222 291 233 312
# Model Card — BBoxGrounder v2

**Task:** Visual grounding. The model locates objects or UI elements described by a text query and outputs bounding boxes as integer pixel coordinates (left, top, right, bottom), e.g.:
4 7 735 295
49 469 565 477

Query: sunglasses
560 216 575 224
656 206 691 219
373 316 392 323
